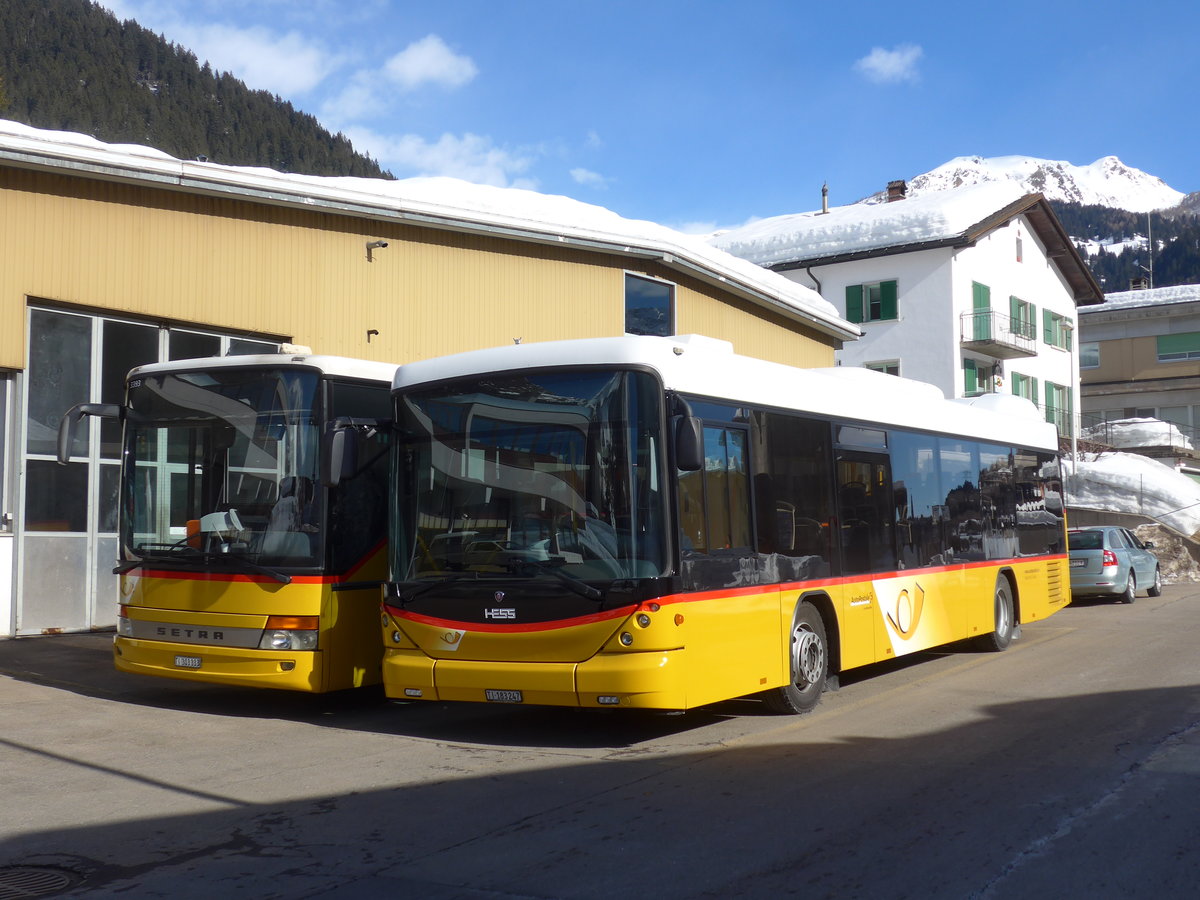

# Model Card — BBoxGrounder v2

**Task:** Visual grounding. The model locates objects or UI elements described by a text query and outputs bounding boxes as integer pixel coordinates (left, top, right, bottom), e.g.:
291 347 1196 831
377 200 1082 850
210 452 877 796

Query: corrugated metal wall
0 166 836 370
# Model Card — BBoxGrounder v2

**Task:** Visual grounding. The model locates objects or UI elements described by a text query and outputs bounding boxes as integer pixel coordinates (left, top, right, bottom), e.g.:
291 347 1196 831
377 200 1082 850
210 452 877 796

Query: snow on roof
709 181 1029 267
0 119 854 340
1083 284 1200 313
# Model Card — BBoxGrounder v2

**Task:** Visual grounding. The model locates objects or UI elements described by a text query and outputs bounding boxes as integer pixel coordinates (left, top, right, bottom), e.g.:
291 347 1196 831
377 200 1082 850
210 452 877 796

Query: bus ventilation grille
1046 560 1065 603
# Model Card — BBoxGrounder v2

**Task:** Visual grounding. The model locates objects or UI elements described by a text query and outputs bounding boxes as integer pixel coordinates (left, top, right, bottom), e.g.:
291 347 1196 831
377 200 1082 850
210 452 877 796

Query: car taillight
1102 549 1118 568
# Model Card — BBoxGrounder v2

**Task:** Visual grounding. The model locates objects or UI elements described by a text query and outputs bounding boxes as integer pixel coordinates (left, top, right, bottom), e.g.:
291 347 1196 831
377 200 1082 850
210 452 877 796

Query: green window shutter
972 282 990 310
963 358 978 394
1010 295 1020 321
845 285 864 324
1042 309 1053 344
1157 332 1200 357
1044 382 1055 423
880 280 898 320
1010 373 1023 397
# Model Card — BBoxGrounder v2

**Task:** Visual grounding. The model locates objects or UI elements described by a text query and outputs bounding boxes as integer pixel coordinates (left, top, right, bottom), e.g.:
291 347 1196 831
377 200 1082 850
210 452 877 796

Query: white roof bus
58 353 397 692
382 334 1069 713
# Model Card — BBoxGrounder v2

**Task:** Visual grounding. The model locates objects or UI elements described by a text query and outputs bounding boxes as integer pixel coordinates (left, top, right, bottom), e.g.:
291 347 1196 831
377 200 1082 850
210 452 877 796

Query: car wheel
976 576 1015 652
761 602 827 715
1148 566 1162 597
1121 571 1136 604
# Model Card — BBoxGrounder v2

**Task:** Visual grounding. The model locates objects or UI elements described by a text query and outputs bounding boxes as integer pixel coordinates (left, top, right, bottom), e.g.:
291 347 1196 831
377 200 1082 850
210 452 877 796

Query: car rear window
1069 531 1103 550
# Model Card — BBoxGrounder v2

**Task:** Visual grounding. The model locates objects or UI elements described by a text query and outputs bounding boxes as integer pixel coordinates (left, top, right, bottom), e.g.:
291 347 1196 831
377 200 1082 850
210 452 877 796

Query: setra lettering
155 626 225 641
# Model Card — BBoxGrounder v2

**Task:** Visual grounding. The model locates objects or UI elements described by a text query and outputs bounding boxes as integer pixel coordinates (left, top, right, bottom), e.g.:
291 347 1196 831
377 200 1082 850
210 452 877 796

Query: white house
711 182 1103 436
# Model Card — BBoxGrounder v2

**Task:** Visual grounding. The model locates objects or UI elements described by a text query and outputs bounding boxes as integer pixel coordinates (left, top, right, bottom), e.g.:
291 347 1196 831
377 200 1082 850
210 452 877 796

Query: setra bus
58 352 395 692
381 334 1069 713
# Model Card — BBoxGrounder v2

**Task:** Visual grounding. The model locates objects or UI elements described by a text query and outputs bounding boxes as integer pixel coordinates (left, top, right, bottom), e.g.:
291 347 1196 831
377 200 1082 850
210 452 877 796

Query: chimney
820 182 829 214
886 179 907 202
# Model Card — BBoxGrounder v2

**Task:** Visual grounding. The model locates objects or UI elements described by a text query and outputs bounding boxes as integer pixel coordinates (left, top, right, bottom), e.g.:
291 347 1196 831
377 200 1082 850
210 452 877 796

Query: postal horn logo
886 583 925 639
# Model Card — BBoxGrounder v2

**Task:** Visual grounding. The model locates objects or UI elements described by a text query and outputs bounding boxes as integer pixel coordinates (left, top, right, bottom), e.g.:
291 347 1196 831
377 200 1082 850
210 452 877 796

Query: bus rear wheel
976 576 1015 652
762 602 828 715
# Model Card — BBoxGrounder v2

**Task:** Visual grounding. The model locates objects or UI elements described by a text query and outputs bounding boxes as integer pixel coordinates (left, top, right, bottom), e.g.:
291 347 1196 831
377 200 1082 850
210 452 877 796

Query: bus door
835 447 896 667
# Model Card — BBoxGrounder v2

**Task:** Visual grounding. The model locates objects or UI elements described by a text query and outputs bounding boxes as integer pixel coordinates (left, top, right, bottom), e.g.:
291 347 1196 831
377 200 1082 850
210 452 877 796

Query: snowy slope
871 155 1186 213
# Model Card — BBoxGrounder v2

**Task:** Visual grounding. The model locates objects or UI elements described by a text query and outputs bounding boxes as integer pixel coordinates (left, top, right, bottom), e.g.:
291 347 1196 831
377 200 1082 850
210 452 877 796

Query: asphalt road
1 585 1198 899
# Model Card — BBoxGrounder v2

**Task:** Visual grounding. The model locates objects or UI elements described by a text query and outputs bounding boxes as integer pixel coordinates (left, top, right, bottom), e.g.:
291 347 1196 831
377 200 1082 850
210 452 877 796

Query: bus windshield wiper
123 544 291 584
391 572 476 606
505 555 604 602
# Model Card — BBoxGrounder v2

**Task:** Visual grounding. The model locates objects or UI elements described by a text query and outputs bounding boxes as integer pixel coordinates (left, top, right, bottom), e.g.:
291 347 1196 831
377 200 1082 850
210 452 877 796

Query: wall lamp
365 239 388 262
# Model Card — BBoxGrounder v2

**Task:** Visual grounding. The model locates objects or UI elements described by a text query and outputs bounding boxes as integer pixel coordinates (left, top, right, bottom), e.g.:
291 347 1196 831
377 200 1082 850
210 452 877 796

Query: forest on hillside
0 0 389 179
1050 202 1200 292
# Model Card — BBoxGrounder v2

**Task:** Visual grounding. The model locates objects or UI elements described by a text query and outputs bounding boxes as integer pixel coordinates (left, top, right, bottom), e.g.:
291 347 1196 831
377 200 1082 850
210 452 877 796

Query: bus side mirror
321 421 364 488
675 415 704 472
57 403 121 465
321 428 349 488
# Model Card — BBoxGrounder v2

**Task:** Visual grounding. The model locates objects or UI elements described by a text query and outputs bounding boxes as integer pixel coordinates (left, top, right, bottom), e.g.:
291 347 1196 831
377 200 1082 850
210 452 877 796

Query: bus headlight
258 615 319 651
116 605 134 637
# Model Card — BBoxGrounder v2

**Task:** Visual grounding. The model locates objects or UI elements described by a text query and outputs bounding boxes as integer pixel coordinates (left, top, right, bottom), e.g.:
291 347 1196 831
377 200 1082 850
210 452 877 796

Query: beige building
1079 284 1200 477
0 121 856 637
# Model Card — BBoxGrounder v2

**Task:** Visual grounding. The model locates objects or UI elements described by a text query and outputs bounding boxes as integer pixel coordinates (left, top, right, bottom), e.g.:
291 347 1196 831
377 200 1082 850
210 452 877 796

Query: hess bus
59 353 395 692
380 334 1069 714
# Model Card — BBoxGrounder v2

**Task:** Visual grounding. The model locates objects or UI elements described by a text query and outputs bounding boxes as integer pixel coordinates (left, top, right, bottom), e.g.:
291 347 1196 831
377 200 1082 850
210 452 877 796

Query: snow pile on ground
1081 417 1193 450
1132 524 1200 584
1069 452 1200 537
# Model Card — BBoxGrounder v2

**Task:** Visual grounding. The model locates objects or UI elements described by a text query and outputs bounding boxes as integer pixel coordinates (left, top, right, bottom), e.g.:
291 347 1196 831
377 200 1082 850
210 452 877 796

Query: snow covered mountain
864 155 1186 213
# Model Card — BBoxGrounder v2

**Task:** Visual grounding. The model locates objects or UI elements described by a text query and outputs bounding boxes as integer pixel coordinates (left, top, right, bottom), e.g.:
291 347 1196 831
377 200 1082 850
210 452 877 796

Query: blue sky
101 0 1198 233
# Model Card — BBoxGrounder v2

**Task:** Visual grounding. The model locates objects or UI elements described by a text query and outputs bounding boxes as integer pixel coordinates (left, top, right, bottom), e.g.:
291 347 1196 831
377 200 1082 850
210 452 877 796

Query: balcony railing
960 311 1037 359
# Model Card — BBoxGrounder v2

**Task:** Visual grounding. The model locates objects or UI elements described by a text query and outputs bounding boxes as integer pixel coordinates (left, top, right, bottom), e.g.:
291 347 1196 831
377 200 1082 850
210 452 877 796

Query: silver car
1068 526 1162 603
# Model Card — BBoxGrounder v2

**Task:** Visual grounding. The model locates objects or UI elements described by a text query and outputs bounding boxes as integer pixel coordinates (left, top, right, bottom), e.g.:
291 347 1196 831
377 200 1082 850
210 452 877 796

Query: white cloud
570 167 611 189
383 35 478 92
175 23 339 95
854 44 923 84
98 2 339 97
345 127 536 188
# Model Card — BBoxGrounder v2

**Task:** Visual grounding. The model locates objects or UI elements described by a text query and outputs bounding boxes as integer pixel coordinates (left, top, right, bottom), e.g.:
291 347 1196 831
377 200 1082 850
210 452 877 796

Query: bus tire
762 602 828 715
977 576 1015 652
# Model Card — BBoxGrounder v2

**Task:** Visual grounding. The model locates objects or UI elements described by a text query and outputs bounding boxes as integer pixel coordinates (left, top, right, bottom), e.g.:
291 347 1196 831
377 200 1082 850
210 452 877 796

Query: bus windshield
392 369 668 587
123 368 325 571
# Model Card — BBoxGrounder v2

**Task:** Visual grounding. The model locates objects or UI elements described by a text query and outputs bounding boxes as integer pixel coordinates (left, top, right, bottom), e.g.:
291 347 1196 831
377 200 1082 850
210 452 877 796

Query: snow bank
1082 418 1194 451
1069 452 1200 537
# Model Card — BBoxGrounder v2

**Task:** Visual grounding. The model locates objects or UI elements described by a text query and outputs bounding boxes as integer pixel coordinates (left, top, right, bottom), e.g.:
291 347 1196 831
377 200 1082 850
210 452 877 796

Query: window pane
1080 342 1100 369
228 338 279 356
98 463 120 533
25 459 89 531
101 321 159 458
625 275 673 337
170 331 221 361
28 309 92 456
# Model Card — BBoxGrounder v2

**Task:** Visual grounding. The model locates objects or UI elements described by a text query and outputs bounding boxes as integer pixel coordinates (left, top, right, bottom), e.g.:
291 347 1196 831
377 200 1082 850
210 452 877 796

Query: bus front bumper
114 635 324 692
382 647 687 710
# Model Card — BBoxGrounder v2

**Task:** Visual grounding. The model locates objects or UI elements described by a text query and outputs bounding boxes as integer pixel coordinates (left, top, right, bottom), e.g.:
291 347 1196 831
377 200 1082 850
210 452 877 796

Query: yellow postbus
380 335 1069 713
59 353 395 692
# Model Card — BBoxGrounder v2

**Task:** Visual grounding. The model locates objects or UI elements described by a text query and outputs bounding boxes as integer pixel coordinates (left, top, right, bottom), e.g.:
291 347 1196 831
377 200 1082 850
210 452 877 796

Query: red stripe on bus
386 553 1068 633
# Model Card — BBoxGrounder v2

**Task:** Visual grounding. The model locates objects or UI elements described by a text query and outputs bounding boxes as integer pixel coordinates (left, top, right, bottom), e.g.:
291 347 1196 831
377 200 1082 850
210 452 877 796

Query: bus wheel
976 576 1015 652
762 603 828 715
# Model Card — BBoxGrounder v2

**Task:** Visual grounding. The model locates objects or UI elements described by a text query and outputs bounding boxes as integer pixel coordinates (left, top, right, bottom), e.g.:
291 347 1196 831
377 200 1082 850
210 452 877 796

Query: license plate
1070 559 1086 568
174 655 203 669
485 689 523 703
